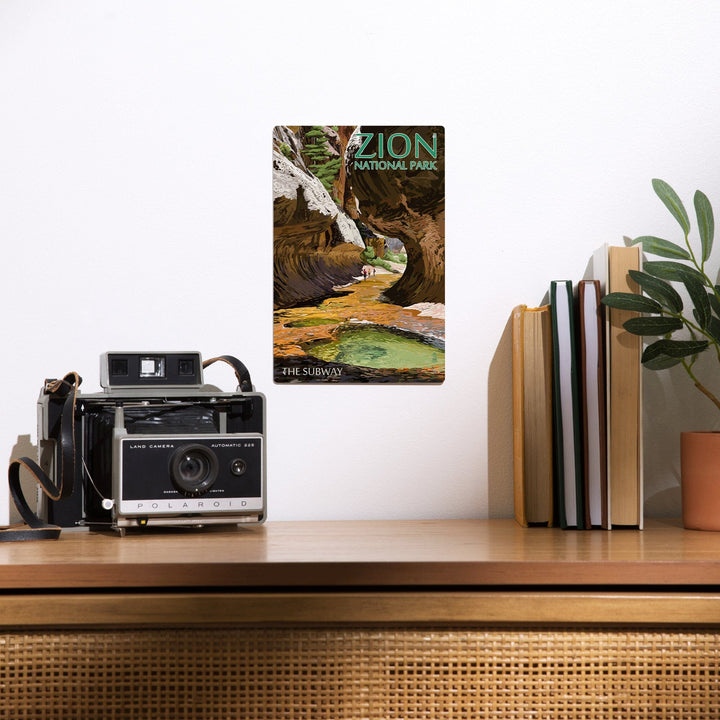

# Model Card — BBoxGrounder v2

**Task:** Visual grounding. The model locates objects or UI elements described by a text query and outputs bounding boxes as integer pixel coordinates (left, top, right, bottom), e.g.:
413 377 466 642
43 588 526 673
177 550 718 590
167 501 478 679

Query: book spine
511 305 529 528
607 246 642 528
550 281 585 529
579 280 608 529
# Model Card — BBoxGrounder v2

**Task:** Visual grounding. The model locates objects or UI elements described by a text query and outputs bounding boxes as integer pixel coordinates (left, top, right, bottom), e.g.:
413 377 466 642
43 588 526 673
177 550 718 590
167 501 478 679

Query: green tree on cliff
301 126 342 195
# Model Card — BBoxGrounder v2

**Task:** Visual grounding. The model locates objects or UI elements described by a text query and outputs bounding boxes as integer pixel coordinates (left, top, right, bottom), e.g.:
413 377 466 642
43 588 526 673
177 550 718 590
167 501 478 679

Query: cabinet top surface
0 518 718 590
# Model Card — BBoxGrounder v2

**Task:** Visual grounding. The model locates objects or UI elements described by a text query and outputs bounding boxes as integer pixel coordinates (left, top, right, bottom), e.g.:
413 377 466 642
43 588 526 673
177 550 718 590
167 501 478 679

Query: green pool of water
285 316 341 328
306 326 444 369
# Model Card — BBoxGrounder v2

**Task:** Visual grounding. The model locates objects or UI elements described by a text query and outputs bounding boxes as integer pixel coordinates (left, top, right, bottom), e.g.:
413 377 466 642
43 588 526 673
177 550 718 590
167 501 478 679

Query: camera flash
139 356 166 378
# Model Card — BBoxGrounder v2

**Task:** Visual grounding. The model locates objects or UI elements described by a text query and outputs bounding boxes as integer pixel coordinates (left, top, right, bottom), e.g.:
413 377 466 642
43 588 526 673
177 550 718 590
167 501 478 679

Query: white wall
2 1 720 525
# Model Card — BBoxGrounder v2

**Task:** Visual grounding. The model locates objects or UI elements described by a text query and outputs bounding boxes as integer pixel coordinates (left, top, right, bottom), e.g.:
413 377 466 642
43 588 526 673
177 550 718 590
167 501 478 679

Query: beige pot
681 431 720 531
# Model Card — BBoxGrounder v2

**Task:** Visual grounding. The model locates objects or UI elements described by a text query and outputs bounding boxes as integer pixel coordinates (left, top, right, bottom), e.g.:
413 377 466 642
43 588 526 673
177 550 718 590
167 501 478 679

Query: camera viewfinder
110 358 129 377
178 358 195 376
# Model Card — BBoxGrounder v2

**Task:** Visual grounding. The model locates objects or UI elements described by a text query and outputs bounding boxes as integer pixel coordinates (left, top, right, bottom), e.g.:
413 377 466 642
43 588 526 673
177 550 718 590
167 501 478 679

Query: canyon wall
345 126 445 306
273 126 364 309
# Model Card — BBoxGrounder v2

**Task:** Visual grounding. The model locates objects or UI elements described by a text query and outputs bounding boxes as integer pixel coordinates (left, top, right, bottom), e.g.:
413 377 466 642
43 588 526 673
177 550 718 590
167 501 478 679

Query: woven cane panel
0 626 718 719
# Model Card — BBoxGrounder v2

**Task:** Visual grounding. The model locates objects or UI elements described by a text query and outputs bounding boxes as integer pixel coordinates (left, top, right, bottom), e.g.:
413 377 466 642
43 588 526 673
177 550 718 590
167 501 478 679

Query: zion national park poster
273 126 445 383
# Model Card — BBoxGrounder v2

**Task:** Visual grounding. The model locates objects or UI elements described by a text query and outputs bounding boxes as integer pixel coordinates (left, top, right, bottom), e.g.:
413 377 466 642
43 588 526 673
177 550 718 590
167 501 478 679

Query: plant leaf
708 316 720 345
623 316 683 335
694 189 714 262
643 354 685 370
643 260 707 284
601 292 662 313
684 276 712 329
628 270 683 313
652 178 690 235
630 235 691 260
642 338 709 362
709 292 720 319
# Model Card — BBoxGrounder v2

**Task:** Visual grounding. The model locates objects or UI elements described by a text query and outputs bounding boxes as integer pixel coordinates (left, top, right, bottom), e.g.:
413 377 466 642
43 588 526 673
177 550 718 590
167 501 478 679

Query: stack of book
512 244 643 529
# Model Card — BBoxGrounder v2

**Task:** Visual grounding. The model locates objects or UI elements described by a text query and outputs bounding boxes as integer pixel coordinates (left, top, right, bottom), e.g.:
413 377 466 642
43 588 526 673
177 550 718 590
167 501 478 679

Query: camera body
37 352 265 533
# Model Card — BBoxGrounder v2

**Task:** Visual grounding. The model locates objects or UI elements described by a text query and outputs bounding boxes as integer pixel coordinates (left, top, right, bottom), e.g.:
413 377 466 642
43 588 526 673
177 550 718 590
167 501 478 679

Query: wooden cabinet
1 519 718 718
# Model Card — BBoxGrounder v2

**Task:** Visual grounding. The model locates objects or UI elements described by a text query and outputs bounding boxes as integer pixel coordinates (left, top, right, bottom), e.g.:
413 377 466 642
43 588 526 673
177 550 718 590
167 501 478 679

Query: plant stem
682 360 720 411
685 230 700 269
685 228 720 312
693 381 720 412
665 309 720 364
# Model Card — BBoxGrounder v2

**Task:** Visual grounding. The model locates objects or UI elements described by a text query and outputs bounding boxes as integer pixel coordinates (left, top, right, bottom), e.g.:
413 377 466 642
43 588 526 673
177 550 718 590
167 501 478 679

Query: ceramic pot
681 431 720 531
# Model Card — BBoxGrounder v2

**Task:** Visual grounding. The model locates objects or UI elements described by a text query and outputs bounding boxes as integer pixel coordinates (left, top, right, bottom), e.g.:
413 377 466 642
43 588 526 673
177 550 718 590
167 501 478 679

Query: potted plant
602 179 720 529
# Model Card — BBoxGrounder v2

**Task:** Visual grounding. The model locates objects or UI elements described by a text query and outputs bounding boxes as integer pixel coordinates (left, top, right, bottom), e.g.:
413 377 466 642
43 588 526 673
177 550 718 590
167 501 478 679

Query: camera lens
170 444 218 497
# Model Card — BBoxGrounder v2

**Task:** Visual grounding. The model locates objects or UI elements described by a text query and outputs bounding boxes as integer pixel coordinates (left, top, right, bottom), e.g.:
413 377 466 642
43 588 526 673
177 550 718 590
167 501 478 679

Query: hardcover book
578 280 608 528
512 304 554 527
550 280 586 529
591 243 644 529
606 245 644 528
272 126 445 384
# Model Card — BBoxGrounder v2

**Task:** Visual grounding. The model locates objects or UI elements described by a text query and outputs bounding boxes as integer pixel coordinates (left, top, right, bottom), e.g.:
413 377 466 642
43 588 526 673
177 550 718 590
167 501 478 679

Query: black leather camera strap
1 372 81 542
202 355 253 392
